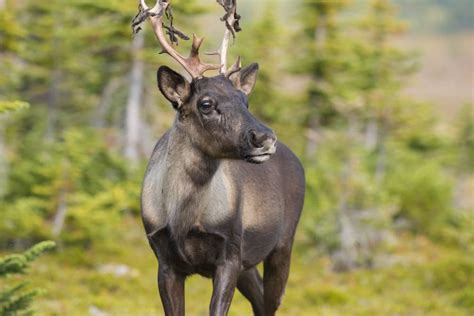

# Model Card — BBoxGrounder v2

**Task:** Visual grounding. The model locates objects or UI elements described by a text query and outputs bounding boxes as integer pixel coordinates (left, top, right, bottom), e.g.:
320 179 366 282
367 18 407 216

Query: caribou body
136 1 305 315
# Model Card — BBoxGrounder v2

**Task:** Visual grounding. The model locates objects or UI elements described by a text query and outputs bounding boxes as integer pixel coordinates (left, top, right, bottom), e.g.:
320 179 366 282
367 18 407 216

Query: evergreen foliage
294 0 465 270
0 241 55 316
0 102 29 114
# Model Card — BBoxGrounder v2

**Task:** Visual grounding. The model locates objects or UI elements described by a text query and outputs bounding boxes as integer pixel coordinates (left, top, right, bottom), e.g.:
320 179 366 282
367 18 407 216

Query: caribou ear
157 66 191 109
229 63 259 95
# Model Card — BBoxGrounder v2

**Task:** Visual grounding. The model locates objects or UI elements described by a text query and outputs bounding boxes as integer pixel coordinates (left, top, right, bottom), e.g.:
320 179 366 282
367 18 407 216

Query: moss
428 258 474 291
455 287 474 311
304 288 350 305
1 218 468 316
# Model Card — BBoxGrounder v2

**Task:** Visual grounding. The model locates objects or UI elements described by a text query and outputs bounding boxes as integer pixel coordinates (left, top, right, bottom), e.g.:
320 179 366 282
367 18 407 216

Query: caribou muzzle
244 127 277 164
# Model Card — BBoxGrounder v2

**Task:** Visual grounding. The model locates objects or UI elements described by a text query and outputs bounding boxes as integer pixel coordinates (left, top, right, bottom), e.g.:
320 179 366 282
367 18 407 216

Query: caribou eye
198 98 215 115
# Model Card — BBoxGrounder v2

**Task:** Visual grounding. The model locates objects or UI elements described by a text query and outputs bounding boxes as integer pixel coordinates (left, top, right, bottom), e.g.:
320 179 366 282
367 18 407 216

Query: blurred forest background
0 0 473 315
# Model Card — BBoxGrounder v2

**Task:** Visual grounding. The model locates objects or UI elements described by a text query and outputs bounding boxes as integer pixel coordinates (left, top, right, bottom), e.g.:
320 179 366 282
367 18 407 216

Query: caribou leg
157 264 185 316
237 267 264 316
263 246 292 316
148 229 186 316
210 260 240 316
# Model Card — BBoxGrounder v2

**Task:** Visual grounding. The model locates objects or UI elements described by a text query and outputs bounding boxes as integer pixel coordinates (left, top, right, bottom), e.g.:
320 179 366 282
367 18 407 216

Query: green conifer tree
295 0 351 158
0 241 55 316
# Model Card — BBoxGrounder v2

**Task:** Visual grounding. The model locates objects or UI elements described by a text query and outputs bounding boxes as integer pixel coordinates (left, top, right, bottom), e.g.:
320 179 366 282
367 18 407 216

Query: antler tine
225 56 241 78
217 0 241 74
136 0 220 79
218 22 233 73
188 34 221 76
140 0 161 13
139 0 149 10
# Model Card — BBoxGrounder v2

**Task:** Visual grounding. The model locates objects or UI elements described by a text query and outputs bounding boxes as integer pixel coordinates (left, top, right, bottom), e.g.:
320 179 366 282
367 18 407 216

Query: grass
4 216 472 316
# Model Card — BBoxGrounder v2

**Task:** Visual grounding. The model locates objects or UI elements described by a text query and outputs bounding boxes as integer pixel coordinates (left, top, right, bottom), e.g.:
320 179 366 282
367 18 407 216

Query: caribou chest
141 149 236 237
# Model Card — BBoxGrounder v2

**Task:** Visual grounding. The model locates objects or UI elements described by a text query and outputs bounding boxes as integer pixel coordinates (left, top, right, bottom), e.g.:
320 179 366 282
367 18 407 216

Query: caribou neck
168 125 220 186
162 125 222 239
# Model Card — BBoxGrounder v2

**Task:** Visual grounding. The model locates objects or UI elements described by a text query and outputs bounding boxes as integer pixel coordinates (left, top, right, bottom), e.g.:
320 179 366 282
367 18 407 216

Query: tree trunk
0 0 8 196
374 127 386 186
305 114 319 158
305 15 327 159
364 117 378 151
124 32 145 163
332 115 359 272
364 117 386 185
94 77 122 128
52 163 70 238
46 14 62 141
46 68 60 140
52 189 67 237
0 120 7 198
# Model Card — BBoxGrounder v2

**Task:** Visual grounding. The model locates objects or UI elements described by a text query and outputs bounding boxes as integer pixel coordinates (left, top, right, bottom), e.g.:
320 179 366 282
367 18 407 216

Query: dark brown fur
141 65 305 316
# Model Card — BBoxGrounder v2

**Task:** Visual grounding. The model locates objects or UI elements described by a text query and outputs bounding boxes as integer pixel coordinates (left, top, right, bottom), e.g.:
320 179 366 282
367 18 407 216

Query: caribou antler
225 56 241 77
216 0 242 75
132 0 242 79
132 0 221 79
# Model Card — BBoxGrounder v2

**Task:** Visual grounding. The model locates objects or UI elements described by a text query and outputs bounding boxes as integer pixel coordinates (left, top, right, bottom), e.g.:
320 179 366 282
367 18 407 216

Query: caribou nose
249 129 277 149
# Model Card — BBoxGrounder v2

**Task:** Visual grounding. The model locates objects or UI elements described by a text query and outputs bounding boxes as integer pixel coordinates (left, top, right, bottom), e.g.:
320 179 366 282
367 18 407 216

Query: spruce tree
0 241 55 316
295 0 351 158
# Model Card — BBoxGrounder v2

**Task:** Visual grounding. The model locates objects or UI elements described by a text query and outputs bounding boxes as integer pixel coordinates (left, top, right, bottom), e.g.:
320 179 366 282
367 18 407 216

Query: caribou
134 1 305 315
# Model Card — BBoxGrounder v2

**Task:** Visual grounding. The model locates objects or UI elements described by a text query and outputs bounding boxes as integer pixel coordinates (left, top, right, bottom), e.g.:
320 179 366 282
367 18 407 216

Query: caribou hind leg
263 246 292 316
237 267 264 316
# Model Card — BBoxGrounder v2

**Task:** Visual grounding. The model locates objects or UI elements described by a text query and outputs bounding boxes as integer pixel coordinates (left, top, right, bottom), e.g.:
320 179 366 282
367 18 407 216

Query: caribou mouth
244 143 277 164
245 153 272 164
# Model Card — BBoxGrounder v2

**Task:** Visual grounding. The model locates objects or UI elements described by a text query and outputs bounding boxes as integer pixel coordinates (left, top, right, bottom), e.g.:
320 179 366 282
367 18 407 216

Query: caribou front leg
158 264 185 316
148 229 185 316
210 260 241 316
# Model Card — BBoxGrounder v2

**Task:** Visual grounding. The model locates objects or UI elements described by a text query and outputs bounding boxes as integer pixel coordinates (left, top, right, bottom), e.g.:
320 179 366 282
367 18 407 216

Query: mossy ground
4 217 472 316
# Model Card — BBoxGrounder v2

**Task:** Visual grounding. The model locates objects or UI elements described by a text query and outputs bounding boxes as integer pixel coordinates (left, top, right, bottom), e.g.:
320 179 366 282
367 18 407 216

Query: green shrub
455 287 474 310
386 149 453 235
423 256 474 312
0 101 29 114
304 287 350 306
1 128 140 249
0 241 55 315
428 258 474 291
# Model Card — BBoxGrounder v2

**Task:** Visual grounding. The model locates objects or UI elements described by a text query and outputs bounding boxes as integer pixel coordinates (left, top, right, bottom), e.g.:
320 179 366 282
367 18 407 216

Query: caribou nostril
249 130 276 149
268 133 277 143
249 130 264 148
